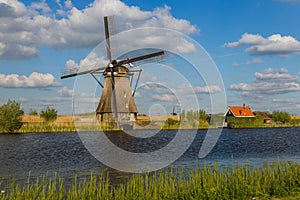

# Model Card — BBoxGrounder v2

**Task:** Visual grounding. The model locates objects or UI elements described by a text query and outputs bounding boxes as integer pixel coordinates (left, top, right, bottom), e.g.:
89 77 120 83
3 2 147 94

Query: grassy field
20 115 76 132
13 114 300 133
0 161 300 199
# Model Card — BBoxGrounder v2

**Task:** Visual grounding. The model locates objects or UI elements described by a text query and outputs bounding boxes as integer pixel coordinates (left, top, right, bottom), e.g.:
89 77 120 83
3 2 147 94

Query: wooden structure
96 66 138 122
224 104 255 118
61 16 164 129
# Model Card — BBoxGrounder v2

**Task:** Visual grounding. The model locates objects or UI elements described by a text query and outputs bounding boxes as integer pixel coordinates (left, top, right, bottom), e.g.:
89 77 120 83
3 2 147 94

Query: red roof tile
225 106 254 117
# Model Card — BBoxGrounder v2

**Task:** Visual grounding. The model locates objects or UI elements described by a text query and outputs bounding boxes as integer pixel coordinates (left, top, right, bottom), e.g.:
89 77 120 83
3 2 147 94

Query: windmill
61 16 164 129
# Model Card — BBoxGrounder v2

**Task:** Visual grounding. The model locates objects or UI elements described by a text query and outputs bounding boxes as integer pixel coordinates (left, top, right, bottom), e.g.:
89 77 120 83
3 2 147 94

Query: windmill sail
60 16 165 129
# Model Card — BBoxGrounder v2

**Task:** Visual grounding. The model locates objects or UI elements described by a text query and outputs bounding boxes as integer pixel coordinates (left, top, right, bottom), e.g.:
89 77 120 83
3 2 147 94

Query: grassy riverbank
1 161 300 199
0 114 296 133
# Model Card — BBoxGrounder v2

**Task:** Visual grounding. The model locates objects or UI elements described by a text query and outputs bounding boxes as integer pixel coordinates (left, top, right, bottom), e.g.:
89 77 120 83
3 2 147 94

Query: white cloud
229 68 300 96
0 72 60 88
0 42 6 56
0 0 198 60
64 0 73 9
0 0 26 17
29 0 51 15
18 97 29 102
194 85 222 94
232 58 262 67
142 5 197 34
225 33 266 48
65 59 79 70
62 52 109 76
152 94 176 101
225 33 300 57
58 86 73 97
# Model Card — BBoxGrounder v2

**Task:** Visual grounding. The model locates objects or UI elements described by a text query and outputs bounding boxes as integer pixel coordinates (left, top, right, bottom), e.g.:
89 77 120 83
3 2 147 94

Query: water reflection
0 127 299 181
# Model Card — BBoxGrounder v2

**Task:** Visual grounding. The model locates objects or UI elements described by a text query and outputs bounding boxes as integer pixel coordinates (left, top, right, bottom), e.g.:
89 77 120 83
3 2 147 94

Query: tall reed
0 161 300 199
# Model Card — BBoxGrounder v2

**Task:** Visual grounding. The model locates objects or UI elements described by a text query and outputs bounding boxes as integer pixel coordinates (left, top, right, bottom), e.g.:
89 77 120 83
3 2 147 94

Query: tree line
0 100 58 133
0 99 299 133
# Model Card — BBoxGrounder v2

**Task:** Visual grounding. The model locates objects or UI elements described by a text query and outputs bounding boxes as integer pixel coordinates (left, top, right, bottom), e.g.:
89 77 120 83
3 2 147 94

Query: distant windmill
61 16 164 129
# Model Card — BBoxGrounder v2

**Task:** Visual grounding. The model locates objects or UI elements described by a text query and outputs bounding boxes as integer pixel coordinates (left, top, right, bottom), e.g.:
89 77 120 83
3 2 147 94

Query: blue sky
0 0 299 115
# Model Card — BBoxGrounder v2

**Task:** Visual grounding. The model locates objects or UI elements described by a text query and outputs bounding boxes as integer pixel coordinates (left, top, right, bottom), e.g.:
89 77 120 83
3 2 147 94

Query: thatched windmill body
61 16 164 128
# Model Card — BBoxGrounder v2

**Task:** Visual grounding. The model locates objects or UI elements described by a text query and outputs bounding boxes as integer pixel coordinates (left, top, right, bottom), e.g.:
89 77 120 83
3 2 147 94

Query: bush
0 100 24 133
29 109 38 116
272 110 291 123
226 116 264 128
163 118 180 129
40 107 58 122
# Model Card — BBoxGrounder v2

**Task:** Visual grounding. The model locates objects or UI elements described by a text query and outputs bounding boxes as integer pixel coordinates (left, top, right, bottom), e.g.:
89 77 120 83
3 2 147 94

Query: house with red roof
224 104 255 118
223 104 255 128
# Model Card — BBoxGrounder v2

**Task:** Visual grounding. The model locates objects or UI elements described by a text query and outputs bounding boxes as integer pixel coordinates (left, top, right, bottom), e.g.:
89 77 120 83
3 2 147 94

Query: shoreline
1 123 298 134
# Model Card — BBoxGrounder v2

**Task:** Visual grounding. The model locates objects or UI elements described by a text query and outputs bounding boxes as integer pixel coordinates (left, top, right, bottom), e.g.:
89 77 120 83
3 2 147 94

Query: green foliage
254 111 271 118
183 109 208 122
40 106 58 122
180 109 186 120
135 120 151 127
272 110 291 123
198 109 207 122
2 161 300 199
291 119 300 126
226 116 264 128
20 122 76 132
163 118 180 129
0 99 24 133
29 109 38 116
208 113 225 127
186 109 194 122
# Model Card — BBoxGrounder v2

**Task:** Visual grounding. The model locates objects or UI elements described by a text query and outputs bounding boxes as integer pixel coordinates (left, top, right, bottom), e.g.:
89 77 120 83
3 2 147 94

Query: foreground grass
1 161 300 199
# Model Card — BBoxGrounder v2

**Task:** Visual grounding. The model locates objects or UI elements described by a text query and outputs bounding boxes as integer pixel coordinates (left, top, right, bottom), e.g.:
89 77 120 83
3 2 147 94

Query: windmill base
97 113 137 130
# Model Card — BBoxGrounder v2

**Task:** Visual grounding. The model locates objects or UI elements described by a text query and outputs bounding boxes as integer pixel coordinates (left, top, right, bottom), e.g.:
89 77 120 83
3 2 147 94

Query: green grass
18 122 121 133
19 122 76 133
1 161 300 199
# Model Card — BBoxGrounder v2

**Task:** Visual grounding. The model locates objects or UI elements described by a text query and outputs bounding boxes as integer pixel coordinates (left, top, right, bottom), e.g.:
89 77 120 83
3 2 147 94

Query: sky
0 0 300 115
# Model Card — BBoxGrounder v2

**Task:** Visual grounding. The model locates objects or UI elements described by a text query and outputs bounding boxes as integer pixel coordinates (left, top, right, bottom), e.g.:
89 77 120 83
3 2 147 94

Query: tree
186 110 194 122
29 109 38 116
272 110 291 124
40 107 57 122
0 100 24 133
198 109 207 122
180 110 186 121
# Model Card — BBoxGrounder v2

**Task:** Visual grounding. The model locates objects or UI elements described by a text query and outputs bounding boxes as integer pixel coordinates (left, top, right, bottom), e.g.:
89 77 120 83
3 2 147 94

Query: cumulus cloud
0 72 60 88
136 82 177 102
152 94 176 101
58 86 73 97
18 97 29 102
0 0 198 60
29 0 51 15
224 33 300 57
0 0 26 17
229 68 300 96
62 52 109 76
178 84 222 94
232 58 262 67
194 85 222 94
